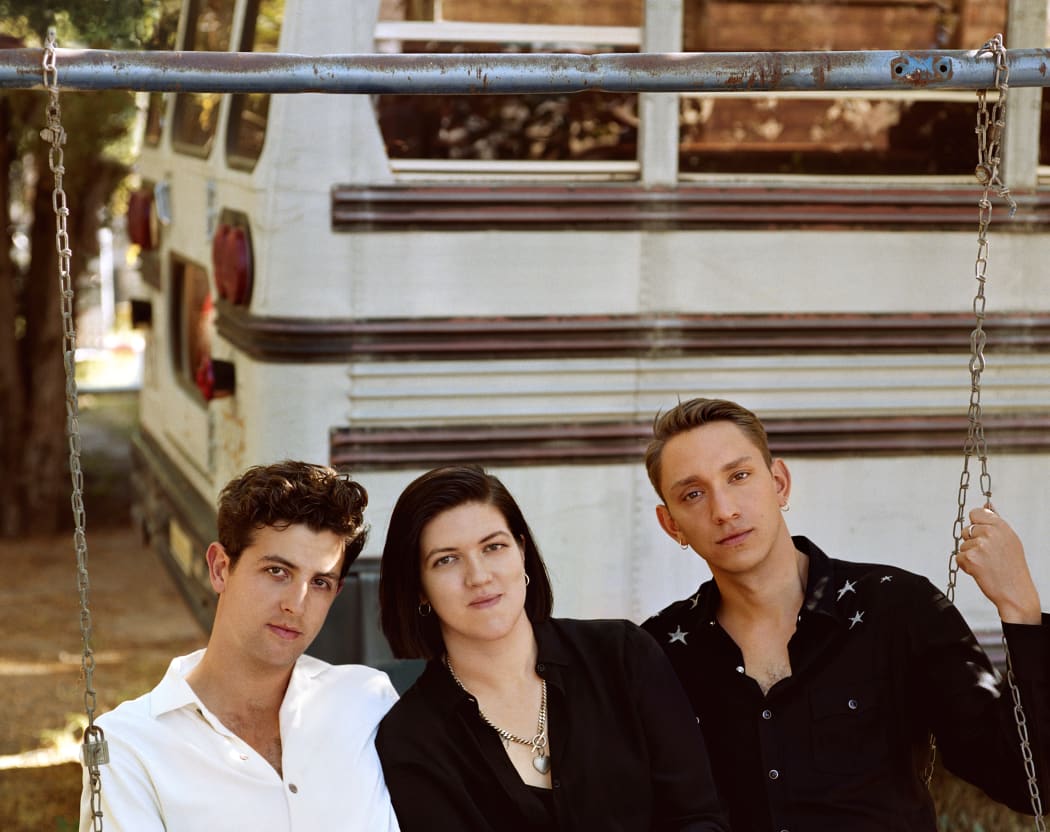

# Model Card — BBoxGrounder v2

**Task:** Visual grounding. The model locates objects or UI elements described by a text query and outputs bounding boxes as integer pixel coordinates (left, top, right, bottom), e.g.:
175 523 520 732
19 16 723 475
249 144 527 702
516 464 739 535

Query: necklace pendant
532 754 551 775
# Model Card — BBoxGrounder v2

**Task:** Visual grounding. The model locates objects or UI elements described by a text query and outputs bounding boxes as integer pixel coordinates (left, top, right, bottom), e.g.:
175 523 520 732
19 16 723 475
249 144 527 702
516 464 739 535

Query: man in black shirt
641 397 1049 831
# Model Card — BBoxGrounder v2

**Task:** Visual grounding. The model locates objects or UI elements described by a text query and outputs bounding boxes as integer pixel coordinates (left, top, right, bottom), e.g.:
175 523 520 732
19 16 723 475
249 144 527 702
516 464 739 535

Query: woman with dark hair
376 464 728 832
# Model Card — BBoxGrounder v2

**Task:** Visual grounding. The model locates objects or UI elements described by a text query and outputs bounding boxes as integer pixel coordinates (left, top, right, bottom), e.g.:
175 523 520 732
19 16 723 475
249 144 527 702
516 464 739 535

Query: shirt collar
418 618 568 713
149 648 206 718
795 535 844 623
692 535 843 624
148 648 330 719
533 618 570 667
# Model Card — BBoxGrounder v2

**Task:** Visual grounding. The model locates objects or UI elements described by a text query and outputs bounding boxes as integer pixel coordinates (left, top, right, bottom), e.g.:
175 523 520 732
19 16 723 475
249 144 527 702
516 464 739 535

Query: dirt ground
0 525 207 831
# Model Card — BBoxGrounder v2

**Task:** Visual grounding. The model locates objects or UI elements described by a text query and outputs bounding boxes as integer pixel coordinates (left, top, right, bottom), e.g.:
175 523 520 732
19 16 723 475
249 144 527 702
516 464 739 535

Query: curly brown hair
216 460 369 579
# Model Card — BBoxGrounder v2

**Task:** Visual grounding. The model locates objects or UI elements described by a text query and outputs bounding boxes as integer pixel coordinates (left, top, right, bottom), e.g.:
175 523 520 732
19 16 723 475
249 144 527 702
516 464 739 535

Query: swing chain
964 44 1045 825
42 27 108 832
922 35 1046 830
948 33 1015 607
1005 631 1046 823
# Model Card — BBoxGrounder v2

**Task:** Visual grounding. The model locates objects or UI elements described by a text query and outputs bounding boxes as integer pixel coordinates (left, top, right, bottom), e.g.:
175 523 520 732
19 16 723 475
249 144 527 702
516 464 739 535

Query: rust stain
888 52 953 88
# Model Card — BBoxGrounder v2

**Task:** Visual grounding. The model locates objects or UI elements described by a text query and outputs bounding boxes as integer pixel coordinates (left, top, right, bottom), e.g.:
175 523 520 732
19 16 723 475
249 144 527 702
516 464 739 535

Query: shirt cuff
1002 612 1050 682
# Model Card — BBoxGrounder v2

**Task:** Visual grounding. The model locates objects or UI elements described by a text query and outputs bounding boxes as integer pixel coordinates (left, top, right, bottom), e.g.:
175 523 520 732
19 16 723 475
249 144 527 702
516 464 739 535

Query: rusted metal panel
2 47 1050 92
214 305 1050 363
331 183 1050 230
329 412 1050 469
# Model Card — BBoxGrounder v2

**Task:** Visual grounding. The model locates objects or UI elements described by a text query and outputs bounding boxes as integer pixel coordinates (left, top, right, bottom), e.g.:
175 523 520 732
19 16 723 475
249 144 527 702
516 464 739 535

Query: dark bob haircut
379 464 554 660
217 459 369 580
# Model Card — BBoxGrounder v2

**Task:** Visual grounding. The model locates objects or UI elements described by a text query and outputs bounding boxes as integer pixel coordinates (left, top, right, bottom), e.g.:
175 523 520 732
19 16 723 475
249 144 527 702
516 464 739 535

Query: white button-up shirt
80 649 400 831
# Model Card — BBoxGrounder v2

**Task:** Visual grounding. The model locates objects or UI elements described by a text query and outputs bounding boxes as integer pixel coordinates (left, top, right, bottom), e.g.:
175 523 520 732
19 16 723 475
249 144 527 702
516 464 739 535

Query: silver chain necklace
444 654 551 775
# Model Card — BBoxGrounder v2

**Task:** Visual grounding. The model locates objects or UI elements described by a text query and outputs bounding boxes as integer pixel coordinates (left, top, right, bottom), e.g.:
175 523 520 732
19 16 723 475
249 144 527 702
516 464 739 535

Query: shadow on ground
0 392 207 831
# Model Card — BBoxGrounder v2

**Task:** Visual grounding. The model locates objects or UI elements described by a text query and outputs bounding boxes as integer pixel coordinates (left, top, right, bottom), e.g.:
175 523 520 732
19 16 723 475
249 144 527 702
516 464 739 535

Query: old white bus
125 0 1050 666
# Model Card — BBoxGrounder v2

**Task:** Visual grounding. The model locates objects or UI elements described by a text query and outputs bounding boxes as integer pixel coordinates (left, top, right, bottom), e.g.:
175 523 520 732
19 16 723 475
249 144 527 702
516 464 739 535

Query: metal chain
1005 630 1047 825
445 654 550 759
921 35 1045 830
41 27 108 832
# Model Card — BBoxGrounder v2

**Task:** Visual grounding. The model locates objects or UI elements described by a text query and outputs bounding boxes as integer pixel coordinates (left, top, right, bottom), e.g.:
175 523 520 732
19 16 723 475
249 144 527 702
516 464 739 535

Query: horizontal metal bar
328 183 1050 231
2 47 1050 93
329 413 1050 470
217 306 1050 364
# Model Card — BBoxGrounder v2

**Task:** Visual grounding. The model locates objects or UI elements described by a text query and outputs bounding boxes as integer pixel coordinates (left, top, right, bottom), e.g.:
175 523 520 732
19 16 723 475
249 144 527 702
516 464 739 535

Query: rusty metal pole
2 48 1050 93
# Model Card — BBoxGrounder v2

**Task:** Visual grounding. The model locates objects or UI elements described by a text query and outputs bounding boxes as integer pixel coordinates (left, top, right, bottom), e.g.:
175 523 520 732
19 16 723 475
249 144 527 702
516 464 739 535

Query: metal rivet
848 699 858 710
769 769 780 780
762 709 773 720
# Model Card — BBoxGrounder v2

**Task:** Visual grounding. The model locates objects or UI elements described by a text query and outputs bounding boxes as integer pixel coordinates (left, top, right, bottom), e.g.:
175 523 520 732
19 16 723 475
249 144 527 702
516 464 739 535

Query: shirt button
552 780 561 789
239 753 249 761
288 783 299 794
736 666 745 674
761 709 773 720
768 769 780 780
536 663 546 673
848 699 858 710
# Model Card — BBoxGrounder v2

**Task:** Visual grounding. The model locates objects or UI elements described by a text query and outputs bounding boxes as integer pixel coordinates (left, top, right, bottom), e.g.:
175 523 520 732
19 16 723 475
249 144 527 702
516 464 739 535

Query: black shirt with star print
642 536 1050 832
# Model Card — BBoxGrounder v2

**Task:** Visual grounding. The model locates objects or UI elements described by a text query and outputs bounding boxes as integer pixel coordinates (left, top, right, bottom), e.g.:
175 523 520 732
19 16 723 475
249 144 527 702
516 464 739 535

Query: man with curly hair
80 461 399 831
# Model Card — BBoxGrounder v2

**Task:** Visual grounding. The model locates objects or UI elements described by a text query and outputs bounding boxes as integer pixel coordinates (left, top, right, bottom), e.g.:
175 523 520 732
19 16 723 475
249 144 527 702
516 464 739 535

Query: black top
643 536 1050 832
376 617 729 832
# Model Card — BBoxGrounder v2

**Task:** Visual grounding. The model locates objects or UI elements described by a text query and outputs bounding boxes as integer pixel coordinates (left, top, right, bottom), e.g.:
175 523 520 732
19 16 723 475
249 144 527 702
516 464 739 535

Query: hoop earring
418 601 432 617
780 502 790 513
678 538 689 550
524 572 531 586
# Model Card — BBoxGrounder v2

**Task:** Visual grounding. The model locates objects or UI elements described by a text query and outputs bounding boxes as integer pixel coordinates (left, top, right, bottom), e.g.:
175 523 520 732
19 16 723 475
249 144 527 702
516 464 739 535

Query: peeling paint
2 46 1049 93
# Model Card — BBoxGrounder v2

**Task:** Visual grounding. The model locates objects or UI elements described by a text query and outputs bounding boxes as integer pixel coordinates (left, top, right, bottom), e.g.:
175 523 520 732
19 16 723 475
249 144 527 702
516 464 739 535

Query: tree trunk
22 149 70 535
0 94 26 536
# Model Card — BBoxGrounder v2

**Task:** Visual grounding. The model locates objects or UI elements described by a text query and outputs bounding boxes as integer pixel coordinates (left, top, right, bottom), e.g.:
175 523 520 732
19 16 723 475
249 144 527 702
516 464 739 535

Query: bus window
379 0 641 25
375 0 642 175
678 0 1009 177
1039 10 1050 177
170 256 214 402
226 0 284 170
141 8 179 149
172 0 236 158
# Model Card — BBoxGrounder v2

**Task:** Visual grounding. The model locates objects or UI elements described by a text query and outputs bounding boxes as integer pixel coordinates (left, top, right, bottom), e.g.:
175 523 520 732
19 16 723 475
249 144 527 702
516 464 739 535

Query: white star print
688 592 701 609
880 575 893 583
837 579 857 601
668 626 688 645
849 611 865 629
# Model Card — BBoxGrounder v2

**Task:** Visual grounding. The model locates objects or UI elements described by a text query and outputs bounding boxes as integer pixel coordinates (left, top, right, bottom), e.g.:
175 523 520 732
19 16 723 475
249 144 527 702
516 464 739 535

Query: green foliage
0 0 172 536
0 0 164 47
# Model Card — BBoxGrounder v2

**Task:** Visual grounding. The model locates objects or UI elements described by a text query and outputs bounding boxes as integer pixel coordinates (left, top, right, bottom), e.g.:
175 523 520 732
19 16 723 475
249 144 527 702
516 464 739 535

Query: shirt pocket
808 683 888 775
